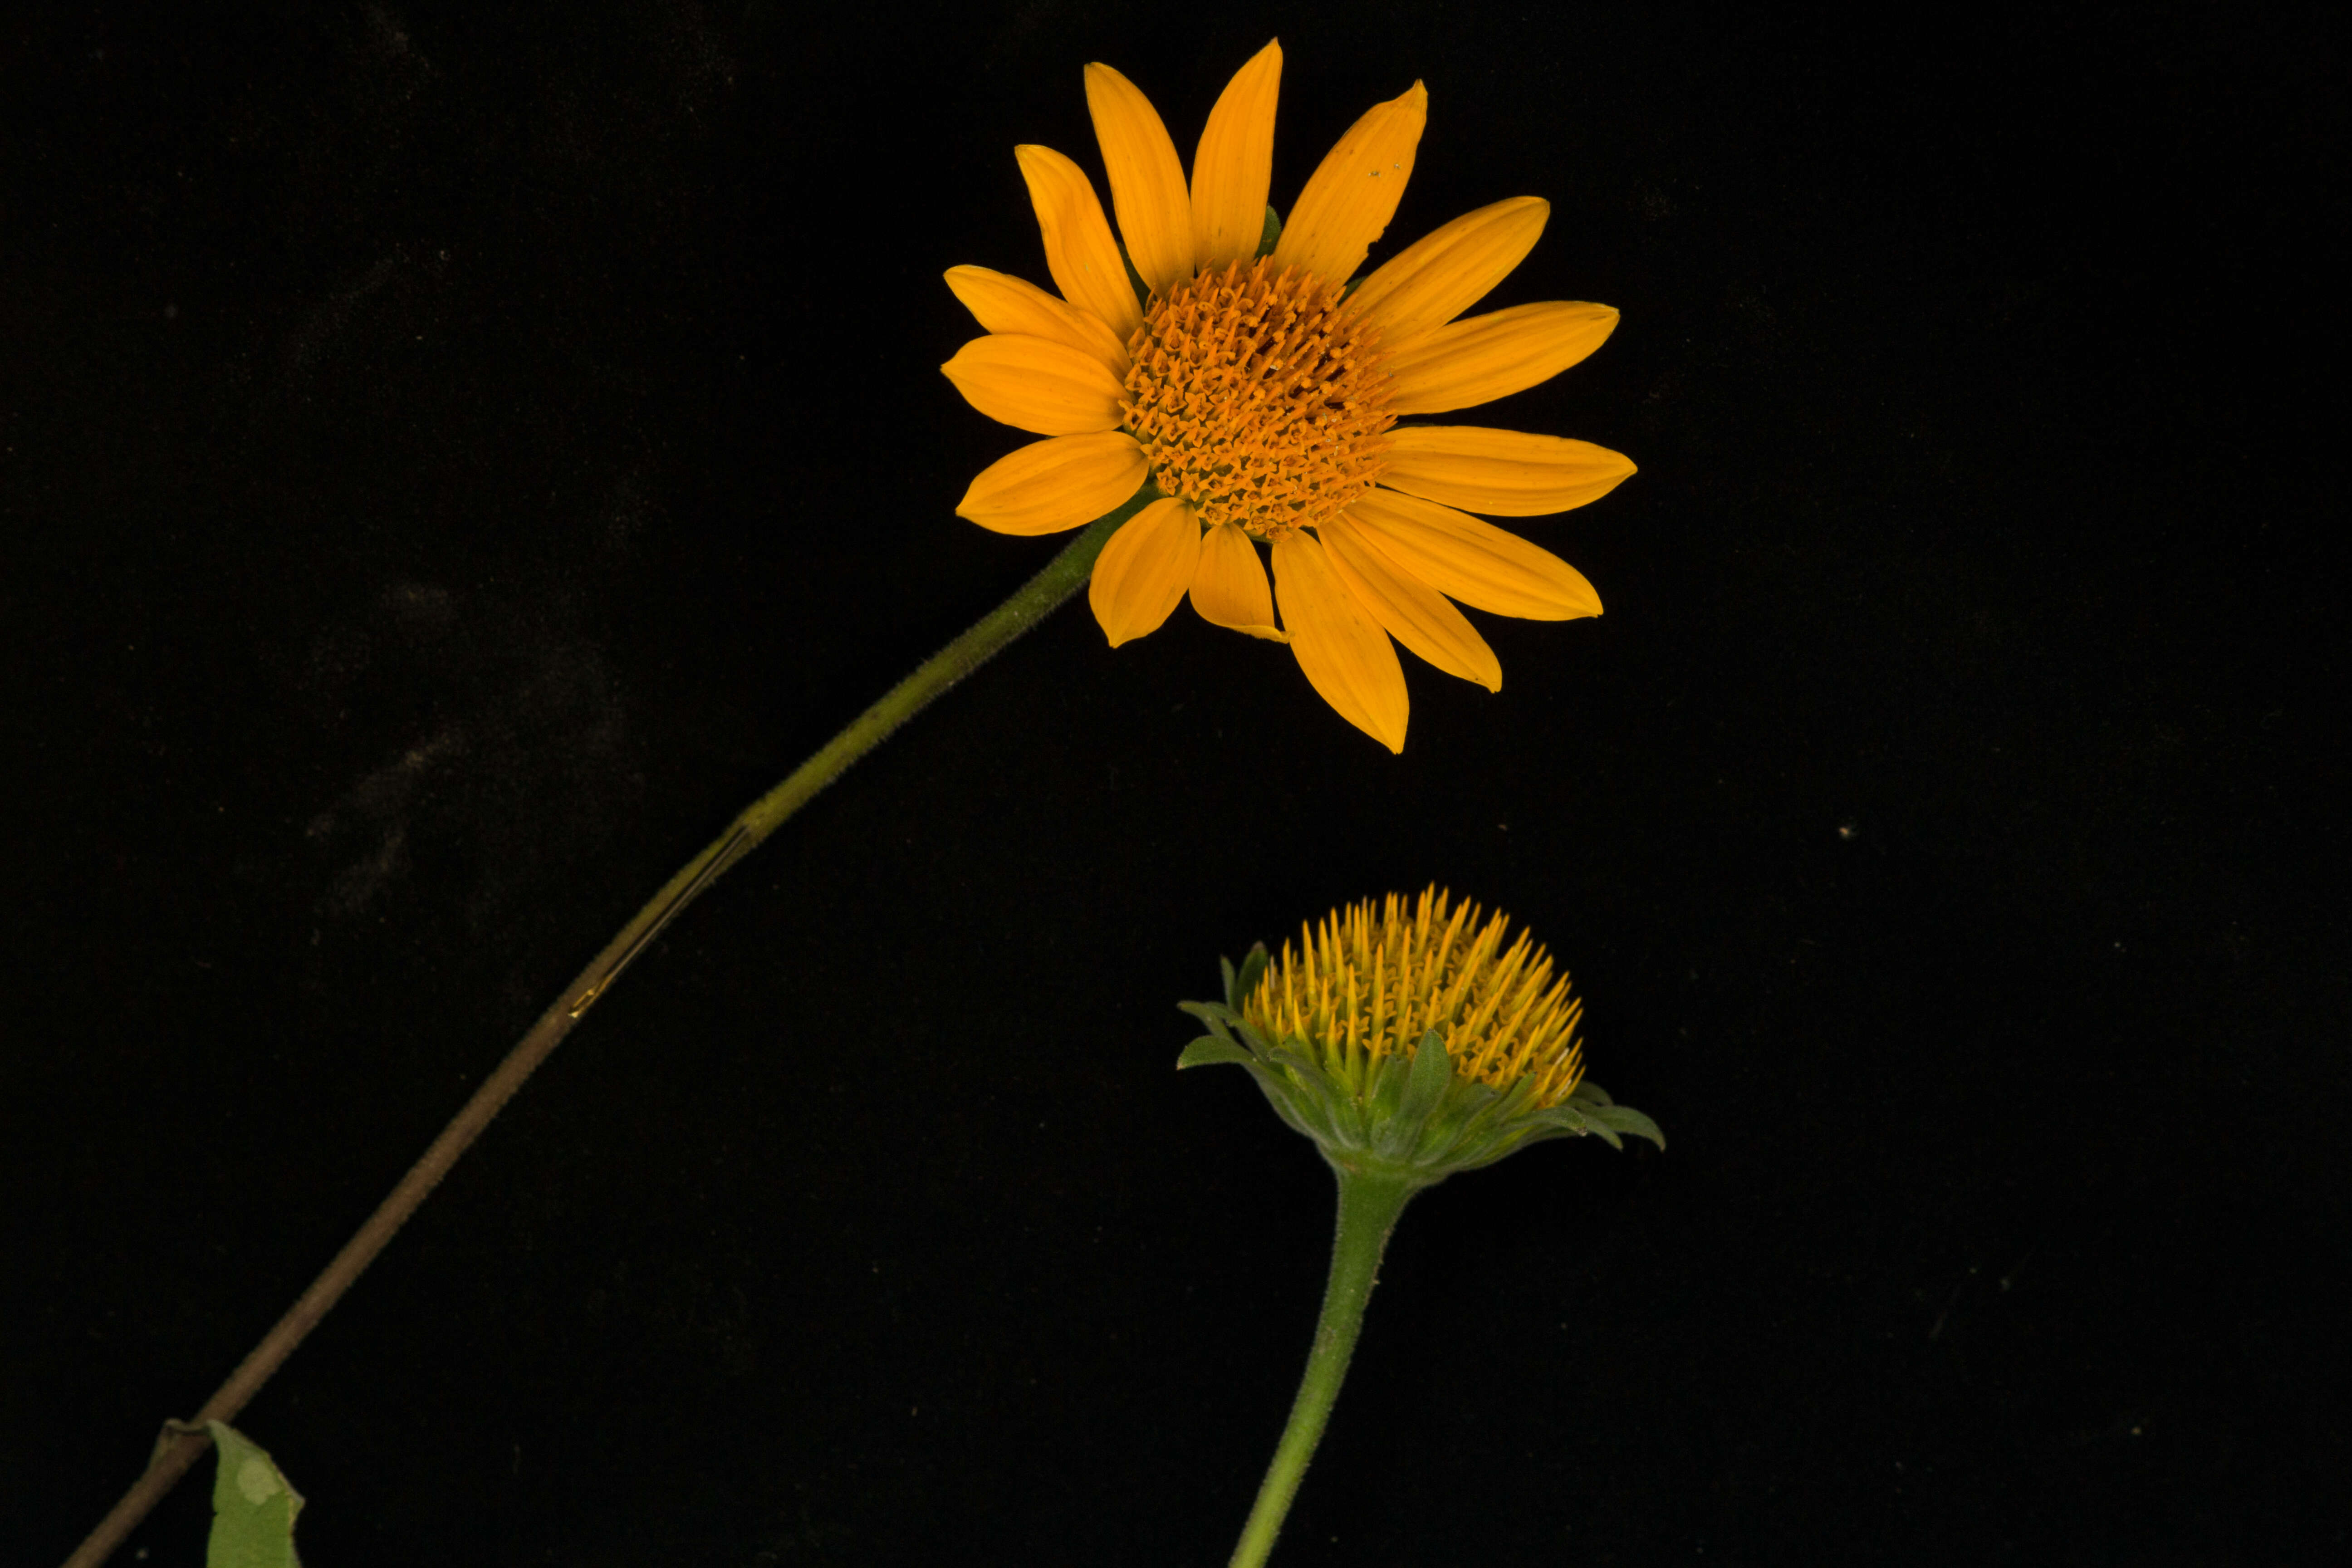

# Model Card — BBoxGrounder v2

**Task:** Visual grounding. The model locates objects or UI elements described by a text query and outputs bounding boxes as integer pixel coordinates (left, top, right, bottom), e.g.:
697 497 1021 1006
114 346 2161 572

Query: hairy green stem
1228 1163 1426 1568
61 502 1137 1568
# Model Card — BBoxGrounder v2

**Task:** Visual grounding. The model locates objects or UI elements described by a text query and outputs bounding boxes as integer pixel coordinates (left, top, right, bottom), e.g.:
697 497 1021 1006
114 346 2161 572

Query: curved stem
1228 1164 1424 1568
61 503 1137 1568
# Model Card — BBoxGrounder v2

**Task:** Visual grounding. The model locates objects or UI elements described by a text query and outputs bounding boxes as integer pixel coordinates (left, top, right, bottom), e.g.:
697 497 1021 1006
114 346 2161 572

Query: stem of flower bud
1228 1163 1424 1568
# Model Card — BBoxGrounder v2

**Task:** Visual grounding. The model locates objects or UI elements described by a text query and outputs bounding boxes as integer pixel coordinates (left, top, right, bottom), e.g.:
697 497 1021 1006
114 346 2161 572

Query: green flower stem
62 501 1137 1568
1229 1162 1428 1568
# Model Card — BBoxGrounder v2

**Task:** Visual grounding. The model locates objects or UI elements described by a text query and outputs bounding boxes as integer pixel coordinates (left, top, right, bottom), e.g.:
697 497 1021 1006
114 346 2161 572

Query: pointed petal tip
1086 56 1196 295
956 431 1147 534
1190 519 1285 642
1273 530 1411 755
1272 76 1430 286
943 334 1127 436
1320 512 1504 690
1349 195 1554 343
1190 41 1285 269
1377 428 1636 516
1386 301 1621 414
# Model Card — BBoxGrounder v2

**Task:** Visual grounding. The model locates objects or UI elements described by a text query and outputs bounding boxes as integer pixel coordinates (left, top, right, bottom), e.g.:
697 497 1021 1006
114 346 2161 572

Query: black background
4 1 2344 1563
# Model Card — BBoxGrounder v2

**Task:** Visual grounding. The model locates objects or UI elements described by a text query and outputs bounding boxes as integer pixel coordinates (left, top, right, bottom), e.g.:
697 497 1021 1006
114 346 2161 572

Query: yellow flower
942 41 1635 751
1179 886 1662 1179
1252 886 1586 1109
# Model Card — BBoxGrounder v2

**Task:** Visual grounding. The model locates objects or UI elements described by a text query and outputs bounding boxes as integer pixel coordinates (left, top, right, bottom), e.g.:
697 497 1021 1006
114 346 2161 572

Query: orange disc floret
1122 256 1396 540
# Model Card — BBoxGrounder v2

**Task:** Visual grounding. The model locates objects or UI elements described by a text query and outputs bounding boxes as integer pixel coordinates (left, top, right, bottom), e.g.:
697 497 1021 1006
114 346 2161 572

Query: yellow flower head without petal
1179 887 1662 1182
943 43 1637 751
1251 887 1588 1108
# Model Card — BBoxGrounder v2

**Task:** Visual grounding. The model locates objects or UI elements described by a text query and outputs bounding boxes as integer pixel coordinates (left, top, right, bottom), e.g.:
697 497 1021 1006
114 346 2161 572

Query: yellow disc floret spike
1242 886 1586 1108
1180 886 1660 1181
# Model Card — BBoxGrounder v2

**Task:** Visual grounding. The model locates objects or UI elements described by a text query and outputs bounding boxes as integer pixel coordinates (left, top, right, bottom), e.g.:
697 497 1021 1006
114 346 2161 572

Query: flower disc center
1121 257 1396 540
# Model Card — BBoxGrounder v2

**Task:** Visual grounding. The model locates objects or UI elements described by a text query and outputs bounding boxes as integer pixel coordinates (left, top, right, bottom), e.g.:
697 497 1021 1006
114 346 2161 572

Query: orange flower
943 42 1633 751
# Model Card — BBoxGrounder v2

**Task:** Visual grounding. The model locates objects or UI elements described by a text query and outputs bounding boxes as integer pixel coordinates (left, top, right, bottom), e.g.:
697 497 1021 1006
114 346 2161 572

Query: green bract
1178 944 1664 1186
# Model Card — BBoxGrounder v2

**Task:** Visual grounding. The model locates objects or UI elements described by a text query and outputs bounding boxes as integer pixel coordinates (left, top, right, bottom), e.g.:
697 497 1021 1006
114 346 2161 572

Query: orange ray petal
1345 489 1602 621
1271 81 1427 288
1085 63 1196 299
1386 301 1619 415
943 265 1132 377
1272 530 1409 752
941 333 1128 436
956 432 1149 535
1190 520 1288 640
1016 144 1144 341
1190 40 1283 270
1319 514 1501 690
1380 426 1636 515
1089 497 1201 647
1348 197 1549 347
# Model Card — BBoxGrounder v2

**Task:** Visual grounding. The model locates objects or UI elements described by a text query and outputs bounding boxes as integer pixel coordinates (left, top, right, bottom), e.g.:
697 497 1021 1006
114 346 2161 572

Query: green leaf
1218 955 1238 1007
1256 204 1283 257
1177 1000 1239 1039
1396 1030 1454 1127
205 1421 302 1568
1531 1102 1622 1147
1117 240 1151 309
1177 1038 1257 1070
1232 1017 1279 1058
1462 1074 1538 1138
1366 1049 1411 1122
1233 944 1269 1012
1585 1101 1666 1150
1251 1069 1337 1146
1536 1102 1590 1134
1267 1044 1337 1098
